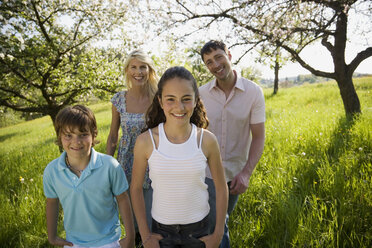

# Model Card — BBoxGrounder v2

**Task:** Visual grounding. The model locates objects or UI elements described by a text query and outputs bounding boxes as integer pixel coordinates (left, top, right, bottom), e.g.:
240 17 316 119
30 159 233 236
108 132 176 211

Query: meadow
0 77 371 247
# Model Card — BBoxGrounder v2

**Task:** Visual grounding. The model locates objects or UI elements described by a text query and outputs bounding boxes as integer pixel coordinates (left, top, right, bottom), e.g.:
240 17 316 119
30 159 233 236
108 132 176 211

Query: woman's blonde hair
123 49 159 100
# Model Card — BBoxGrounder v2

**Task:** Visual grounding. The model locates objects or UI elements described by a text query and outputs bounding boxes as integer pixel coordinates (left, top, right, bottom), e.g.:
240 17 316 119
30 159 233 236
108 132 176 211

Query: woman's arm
106 104 120 156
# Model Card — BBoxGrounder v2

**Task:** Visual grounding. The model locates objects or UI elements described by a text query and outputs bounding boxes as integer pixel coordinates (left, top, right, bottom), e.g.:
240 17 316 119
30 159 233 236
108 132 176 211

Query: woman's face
127 58 149 86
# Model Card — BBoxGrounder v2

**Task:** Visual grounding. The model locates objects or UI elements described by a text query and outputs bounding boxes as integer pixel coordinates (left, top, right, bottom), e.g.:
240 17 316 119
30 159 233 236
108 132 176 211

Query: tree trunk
333 10 361 118
49 108 60 128
49 110 64 152
335 75 361 117
273 60 279 95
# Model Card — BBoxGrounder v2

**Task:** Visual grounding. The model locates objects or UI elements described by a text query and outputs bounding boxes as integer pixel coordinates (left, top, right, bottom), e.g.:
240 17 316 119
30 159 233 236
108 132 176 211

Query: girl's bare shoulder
136 127 159 148
198 128 217 143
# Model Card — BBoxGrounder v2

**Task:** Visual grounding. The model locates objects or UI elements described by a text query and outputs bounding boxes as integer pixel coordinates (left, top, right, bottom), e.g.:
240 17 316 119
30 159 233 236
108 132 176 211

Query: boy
43 105 135 248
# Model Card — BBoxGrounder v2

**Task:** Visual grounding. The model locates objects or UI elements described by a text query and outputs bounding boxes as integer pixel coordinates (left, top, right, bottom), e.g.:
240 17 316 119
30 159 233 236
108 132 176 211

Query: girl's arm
46 198 73 247
116 191 135 248
130 132 162 248
201 130 228 248
106 105 120 156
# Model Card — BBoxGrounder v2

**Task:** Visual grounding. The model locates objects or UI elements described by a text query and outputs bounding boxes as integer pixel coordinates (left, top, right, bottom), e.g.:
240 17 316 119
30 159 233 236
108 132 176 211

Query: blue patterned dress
111 91 151 189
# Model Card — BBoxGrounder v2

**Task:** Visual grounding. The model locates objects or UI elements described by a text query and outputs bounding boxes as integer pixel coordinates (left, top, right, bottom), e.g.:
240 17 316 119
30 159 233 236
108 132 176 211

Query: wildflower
301 152 306 156
7 54 15 61
30 178 34 182
359 147 363 151
19 176 24 183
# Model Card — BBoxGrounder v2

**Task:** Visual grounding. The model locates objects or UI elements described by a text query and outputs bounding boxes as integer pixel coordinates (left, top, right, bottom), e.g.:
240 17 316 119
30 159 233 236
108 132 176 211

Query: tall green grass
0 78 371 247
230 78 372 247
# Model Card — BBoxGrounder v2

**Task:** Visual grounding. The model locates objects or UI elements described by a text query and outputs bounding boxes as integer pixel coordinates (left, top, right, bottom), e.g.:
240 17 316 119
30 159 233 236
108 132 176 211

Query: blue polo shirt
43 148 128 246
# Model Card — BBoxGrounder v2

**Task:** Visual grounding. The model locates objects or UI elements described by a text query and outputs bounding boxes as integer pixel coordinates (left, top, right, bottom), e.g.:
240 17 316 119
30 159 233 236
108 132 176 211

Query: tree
240 65 262 84
0 0 130 124
184 41 213 86
152 0 372 117
257 46 289 94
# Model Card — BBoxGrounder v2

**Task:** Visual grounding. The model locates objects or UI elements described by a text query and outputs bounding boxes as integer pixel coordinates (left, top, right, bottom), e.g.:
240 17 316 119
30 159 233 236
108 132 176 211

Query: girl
130 66 228 248
106 49 159 235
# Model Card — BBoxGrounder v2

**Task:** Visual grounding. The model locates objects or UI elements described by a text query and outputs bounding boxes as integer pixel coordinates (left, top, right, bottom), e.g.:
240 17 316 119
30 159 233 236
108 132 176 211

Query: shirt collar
57 148 102 171
208 70 245 92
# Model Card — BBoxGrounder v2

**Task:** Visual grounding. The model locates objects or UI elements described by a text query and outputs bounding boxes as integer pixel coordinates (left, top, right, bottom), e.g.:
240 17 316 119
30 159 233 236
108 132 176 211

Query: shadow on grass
232 116 359 247
0 130 31 143
325 116 356 163
265 91 278 100
280 116 357 245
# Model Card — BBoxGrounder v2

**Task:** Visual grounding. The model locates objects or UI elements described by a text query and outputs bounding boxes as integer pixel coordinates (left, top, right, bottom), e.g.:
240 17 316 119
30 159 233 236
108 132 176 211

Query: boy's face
61 125 93 160
203 48 233 81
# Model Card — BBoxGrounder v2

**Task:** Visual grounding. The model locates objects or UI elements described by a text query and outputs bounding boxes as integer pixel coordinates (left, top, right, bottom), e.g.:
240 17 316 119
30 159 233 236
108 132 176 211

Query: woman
106 49 159 239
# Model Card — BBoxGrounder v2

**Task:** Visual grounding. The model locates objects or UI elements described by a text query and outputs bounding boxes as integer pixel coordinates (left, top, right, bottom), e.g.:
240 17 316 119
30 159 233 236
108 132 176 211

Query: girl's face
159 77 196 125
127 58 149 86
61 125 93 160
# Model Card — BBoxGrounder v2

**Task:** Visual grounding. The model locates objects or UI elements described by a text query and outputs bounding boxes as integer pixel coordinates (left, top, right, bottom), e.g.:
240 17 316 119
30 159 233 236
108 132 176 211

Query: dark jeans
206 178 239 248
152 215 208 248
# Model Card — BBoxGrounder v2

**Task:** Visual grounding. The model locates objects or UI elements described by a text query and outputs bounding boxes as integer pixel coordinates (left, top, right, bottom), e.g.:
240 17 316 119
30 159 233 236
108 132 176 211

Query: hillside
0 77 371 247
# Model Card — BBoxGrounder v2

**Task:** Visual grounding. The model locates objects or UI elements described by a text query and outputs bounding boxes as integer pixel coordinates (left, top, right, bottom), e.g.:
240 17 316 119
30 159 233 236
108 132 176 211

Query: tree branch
0 98 50 113
321 35 334 54
31 0 53 46
348 47 372 74
0 59 35 86
0 85 39 105
279 42 336 78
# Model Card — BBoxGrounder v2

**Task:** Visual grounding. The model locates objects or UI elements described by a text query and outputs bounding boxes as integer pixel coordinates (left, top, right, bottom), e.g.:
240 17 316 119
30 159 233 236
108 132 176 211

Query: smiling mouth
173 113 186 117
216 68 223 73
134 76 144 80
70 147 83 151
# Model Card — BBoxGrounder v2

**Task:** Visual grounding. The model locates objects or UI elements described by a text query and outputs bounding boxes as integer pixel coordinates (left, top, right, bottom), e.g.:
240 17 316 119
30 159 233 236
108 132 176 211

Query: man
199 40 265 248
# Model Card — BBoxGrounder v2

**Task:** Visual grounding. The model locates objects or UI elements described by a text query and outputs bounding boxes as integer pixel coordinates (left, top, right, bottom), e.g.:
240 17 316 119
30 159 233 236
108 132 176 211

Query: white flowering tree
0 0 132 124
150 0 372 117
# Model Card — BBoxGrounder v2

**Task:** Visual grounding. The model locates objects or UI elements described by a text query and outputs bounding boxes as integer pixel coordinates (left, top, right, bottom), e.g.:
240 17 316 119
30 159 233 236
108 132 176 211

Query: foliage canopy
151 0 372 116
0 0 130 123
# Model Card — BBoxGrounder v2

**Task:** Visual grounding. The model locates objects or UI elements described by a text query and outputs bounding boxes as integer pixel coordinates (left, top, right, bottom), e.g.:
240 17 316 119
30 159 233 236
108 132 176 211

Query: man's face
203 48 233 81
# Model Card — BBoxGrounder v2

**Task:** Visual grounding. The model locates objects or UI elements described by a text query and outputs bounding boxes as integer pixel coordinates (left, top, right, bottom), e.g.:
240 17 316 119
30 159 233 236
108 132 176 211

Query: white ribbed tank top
148 123 209 225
